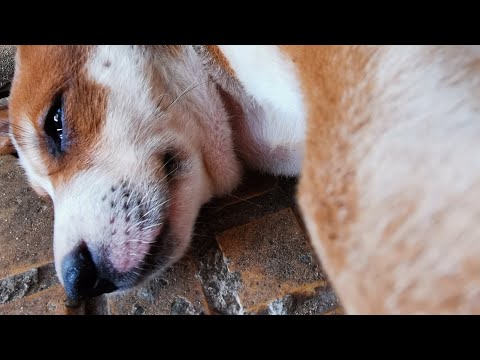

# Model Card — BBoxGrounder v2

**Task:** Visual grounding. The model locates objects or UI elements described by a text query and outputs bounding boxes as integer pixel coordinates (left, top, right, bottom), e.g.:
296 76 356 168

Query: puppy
1 45 479 314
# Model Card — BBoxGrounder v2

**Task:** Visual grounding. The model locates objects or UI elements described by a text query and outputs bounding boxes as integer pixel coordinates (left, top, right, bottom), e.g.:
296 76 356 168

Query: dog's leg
287 45 480 314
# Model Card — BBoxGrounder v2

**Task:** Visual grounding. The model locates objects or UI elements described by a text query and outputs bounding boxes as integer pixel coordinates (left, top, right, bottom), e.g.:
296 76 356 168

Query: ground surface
0 154 343 315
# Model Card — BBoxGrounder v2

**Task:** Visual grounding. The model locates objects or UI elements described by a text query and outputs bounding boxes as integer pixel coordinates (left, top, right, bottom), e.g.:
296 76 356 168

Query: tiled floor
0 154 343 315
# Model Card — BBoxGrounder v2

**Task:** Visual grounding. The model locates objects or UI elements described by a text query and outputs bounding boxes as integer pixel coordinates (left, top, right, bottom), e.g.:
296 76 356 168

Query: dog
1 45 480 314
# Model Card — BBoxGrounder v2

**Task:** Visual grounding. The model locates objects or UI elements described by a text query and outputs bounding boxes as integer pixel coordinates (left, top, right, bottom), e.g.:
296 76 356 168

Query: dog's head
0 45 241 300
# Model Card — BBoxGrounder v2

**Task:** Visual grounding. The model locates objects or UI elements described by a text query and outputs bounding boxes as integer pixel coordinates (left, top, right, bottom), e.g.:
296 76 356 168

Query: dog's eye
44 96 64 155
163 152 179 180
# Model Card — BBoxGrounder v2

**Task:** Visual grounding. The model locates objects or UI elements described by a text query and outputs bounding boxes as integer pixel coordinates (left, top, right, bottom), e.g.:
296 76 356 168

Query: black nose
62 243 117 303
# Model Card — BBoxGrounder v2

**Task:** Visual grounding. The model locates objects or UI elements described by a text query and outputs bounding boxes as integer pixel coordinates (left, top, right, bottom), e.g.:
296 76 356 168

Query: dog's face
3 45 241 299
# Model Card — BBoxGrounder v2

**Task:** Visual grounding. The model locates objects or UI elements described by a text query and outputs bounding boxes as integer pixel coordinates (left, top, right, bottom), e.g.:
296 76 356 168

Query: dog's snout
61 243 117 302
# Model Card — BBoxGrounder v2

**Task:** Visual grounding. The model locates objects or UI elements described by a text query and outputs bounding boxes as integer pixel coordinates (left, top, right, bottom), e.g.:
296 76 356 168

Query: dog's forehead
18 45 91 70
10 46 94 119
15 46 93 89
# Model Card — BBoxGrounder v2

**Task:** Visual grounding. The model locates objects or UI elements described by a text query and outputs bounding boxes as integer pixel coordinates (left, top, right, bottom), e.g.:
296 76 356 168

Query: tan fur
281 45 374 273
281 45 480 314
9 46 108 188
204 45 236 78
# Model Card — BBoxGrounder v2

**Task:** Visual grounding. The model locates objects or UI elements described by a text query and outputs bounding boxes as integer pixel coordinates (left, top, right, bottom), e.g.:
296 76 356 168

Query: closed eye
44 95 65 155
163 152 179 180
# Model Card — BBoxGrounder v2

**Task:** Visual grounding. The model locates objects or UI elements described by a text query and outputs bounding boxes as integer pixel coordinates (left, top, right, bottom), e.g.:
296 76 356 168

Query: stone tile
191 176 298 263
0 262 58 304
0 45 15 92
197 176 297 236
290 284 339 315
83 294 110 315
196 247 243 315
260 285 341 315
0 285 84 315
216 208 326 314
0 156 54 279
106 256 209 315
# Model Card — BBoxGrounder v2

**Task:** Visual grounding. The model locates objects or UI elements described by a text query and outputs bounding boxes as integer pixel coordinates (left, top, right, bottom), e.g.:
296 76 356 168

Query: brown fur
282 45 480 314
204 45 236 78
8 46 108 188
281 45 376 273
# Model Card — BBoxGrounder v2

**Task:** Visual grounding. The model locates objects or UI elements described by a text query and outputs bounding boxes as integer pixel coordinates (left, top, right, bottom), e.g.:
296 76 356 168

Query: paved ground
0 154 344 315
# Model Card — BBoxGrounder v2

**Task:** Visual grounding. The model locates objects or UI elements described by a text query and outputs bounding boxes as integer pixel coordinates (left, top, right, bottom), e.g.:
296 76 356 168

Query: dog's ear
0 105 15 155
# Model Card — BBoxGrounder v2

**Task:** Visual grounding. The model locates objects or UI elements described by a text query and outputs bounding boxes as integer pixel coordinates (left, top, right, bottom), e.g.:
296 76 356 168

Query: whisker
127 239 151 244
158 150 180 174
129 270 143 277
225 193 264 208
0 120 30 131
162 80 210 113
126 240 165 250
158 166 179 184
141 198 170 219
126 187 156 219
125 218 151 233
142 223 163 231
125 160 144 206
134 264 147 271
156 77 174 112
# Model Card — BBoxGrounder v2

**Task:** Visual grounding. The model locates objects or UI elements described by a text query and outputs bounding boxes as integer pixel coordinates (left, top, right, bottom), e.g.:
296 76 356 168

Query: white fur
218 45 306 175
352 45 480 313
53 168 167 283
218 45 305 120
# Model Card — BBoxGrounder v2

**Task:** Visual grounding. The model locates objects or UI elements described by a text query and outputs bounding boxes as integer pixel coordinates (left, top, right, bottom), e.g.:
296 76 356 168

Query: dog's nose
61 243 117 302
